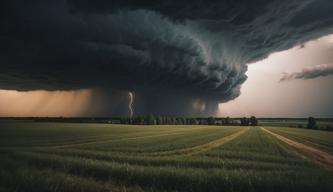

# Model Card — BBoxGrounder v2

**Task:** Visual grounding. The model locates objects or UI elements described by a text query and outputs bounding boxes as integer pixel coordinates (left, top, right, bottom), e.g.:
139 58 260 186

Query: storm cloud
1 0 333 116
280 64 333 81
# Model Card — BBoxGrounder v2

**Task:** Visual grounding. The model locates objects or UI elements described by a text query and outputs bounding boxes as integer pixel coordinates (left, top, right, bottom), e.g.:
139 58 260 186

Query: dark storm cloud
1 0 333 115
280 64 333 81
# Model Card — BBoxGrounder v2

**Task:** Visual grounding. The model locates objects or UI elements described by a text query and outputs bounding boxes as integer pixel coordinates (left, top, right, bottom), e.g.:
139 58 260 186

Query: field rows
265 127 333 154
1 122 333 192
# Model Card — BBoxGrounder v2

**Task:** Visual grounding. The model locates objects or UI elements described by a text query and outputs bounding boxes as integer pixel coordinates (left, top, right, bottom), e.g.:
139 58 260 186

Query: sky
0 0 333 117
0 89 91 117
219 35 333 118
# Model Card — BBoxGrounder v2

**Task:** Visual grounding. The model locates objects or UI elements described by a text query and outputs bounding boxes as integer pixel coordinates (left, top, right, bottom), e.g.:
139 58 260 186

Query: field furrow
265 127 333 154
261 127 333 170
145 127 248 156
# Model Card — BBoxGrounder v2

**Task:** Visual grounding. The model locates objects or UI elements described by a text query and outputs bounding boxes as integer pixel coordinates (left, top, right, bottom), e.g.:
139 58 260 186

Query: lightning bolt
128 92 134 118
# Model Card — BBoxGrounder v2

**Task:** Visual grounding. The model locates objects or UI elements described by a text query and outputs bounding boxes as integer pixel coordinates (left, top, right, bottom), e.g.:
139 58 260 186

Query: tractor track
145 127 249 157
261 127 333 170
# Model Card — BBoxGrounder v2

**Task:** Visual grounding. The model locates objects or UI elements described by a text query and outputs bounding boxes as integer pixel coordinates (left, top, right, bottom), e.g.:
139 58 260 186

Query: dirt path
261 127 333 170
146 127 249 157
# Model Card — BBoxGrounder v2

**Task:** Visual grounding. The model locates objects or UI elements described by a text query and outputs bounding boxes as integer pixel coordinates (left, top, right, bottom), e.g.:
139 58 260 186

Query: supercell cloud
1 0 333 116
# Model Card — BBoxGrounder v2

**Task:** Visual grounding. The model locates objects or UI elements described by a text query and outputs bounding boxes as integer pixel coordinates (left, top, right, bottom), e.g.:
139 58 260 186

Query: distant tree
176 118 183 125
172 117 177 125
134 115 145 125
225 117 231 125
162 116 167 124
186 118 190 125
187 118 198 125
181 118 186 125
207 117 216 125
157 116 163 125
165 117 171 124
241 117 249 126
175 118 180 125
240 118 244 126
146 114 156 125
181 117 186 125
307 117 317 129
185 118 190 125
120 117 130 124
250 116 258 126
214 118 222 125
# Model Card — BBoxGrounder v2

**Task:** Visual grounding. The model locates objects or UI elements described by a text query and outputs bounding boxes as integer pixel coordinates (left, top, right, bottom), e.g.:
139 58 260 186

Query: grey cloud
280 64 333 81
1 0 333 116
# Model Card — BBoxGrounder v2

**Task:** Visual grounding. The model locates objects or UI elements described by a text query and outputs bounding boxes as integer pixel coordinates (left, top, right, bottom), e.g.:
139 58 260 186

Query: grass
1 122 333 192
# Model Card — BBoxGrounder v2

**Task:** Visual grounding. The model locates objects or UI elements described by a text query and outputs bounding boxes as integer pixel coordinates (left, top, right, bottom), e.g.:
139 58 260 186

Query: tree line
117 114 258 126
286 117 332 131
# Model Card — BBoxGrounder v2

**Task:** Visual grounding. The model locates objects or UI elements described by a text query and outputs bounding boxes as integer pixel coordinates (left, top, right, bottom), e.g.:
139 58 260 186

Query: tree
157 116 163 125
187 118 198 125
207 117 216 125
135 115 145 125
181 117 186 125
146 114 156 125
162 116 167 124
166 117 172 124
241 117 249 126
172 117 177 125
120 117 130 124
250 116 258 126
223 117 231 125
176 118 184 125
307 117 317 129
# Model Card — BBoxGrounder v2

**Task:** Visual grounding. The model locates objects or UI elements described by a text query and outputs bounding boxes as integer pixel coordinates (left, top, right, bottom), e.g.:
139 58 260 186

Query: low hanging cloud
1 0 333 116
280 64 333 81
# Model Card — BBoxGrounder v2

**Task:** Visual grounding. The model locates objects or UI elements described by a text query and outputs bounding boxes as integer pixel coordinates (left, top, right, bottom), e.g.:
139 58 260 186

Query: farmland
1 122 333 192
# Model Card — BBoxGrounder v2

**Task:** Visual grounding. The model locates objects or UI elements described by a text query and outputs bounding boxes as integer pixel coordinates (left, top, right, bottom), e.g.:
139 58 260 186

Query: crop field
1 122 333 192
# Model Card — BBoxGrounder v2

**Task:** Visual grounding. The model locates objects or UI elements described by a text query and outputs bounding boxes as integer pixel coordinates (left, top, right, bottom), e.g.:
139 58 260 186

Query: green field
1 122 333 192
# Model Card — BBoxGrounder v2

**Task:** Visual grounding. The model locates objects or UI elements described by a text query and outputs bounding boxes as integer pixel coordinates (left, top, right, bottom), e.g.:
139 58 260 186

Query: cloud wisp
280 64 333 82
